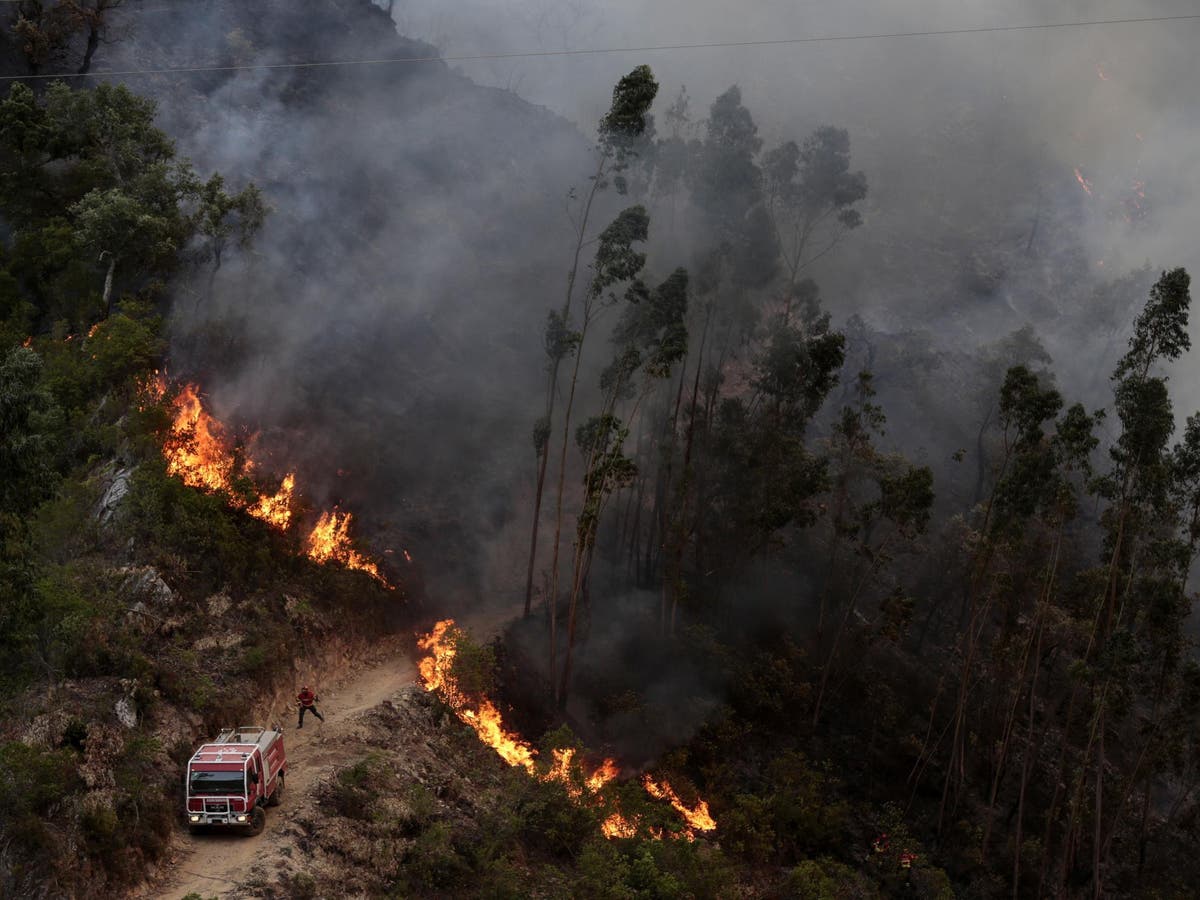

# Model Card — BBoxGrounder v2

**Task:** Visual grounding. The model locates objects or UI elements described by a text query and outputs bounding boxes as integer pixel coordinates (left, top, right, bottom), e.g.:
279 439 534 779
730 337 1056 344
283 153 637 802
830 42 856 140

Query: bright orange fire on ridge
152 375 392 587
306 510 386 582
417 619 716 841
1073 167 1094 196
643 775 717 835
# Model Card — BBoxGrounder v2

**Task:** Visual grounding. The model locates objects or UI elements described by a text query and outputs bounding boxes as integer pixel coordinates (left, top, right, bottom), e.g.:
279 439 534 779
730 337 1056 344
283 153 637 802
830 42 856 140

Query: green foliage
511 773 598 859
787 857 879 899
598 64 659 192
331 753 389 820
400 821 471 891
1114 268 1191 382
577 839 635 899
608 267 689 384
0 742 80 815
0 346 60 513
0 80 263 332
753 313 846 423
589 206 650 302
448 628 496 698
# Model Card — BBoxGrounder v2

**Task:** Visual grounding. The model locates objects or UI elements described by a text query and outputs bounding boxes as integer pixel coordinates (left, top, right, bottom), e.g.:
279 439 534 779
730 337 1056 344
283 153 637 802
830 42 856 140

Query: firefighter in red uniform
296 685 325 728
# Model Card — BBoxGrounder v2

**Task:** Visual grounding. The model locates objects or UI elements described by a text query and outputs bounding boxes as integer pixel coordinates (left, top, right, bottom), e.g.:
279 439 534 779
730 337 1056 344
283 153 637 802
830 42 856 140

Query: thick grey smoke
66 0 1200 607
397 0 1200 403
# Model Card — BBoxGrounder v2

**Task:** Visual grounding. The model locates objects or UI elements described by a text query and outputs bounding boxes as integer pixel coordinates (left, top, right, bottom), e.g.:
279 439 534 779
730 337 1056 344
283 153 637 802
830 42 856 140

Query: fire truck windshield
190 771 245 795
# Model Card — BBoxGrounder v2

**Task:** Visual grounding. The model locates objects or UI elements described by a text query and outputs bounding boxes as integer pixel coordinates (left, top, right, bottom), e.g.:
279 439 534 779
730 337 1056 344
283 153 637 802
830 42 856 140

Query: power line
1 12 1198 81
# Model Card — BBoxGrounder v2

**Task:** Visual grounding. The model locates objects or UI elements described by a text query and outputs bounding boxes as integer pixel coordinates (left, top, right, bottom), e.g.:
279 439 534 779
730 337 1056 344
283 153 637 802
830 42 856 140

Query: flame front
417 619 715 841
1073 167 1094 196
642 775 717 838
306 510 388 585
151 375 392 587
165 382 238 495
417 619 537 772
248 473 296 528
601 811 639 839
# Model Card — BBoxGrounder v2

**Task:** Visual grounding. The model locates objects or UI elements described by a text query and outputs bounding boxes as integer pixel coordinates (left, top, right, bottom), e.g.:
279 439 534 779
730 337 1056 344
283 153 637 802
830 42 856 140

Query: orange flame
417 619 537 772
601 811 639 839
165 382 238 495
22 336 32 347
642 775 717 837
1073 167 1093 196
152 374 391 587
586 758 620 793
416 620 715 841
306 510 388 584
248 473 296 529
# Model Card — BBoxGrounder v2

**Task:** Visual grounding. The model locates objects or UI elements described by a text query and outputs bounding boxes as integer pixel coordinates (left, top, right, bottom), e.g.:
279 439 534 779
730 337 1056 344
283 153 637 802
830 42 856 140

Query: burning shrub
448 627 496 698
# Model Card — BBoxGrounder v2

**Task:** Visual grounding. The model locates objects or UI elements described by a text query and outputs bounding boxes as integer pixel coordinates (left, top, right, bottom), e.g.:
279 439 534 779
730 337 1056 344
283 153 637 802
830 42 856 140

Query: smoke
395 0 1200 357
47 0 1200 726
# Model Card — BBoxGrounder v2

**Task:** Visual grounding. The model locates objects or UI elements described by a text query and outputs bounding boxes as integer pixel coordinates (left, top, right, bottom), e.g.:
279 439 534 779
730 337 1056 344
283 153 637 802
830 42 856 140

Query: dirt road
148 648 418 899
144 609 516 899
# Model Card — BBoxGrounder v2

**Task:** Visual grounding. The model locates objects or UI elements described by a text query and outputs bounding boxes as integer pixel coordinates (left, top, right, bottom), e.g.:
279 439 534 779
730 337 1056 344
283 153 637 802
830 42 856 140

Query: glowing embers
152 374 391 587
1073 167 1094 197
416 619 716 841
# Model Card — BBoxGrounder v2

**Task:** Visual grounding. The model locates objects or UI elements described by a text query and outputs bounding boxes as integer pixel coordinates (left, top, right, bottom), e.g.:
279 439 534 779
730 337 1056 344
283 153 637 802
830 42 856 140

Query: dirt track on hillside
144 645 418 900
140 606 518 899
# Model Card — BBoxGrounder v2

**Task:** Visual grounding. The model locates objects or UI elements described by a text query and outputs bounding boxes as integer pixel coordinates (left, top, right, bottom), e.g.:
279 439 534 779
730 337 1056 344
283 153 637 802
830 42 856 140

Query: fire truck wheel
247 807 266 836
267 776 283 807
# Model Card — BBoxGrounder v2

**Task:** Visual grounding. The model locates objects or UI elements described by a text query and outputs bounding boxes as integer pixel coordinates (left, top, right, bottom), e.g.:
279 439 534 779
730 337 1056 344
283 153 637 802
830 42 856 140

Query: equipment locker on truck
185 726 286 835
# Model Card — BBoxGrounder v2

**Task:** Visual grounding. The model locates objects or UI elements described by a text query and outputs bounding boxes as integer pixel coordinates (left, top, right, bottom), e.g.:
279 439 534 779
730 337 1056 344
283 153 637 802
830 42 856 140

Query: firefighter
296 685 325 728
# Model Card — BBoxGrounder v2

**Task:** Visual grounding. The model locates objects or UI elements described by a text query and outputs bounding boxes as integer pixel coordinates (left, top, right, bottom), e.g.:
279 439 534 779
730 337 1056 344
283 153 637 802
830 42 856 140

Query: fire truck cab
185 726 285 834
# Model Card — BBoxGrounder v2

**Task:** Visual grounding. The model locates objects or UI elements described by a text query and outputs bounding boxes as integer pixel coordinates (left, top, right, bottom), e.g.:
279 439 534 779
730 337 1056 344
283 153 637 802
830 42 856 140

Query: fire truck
185 726 286 834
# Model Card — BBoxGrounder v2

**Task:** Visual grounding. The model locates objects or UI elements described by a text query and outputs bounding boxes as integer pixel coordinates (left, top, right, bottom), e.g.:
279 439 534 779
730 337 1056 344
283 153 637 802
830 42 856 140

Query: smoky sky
397 0 1200 338
53 0 1200 599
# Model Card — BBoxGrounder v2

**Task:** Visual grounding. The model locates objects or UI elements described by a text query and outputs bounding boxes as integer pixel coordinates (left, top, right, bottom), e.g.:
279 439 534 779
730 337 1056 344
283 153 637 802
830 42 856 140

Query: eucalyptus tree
810 371 934 725
1054 269 1192 898
762 127 866 321
189 172 268 309
523 64 658 619
558 268 688 701
543 204 650 703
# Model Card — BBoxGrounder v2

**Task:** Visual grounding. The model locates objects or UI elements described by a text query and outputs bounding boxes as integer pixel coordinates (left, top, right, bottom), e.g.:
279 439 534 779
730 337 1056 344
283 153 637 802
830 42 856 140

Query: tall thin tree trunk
1012 612 1045 898
666 302 711 636
101 253 116 317
78 26 100 76
523 444 550 618
547 318 591 705
524 155 606 618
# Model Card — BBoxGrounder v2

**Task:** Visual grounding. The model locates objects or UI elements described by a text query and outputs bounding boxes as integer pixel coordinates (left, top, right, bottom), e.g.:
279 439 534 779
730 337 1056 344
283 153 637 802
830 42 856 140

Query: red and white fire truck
185 726 286 834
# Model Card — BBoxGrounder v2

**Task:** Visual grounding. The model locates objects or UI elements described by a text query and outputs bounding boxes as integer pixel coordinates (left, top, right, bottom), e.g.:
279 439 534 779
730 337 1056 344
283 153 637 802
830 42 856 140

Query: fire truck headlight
236 815 247 823
189 815 200 823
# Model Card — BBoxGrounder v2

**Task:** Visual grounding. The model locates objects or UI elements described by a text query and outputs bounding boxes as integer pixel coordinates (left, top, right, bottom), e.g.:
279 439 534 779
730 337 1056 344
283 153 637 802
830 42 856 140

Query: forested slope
2 2 1200 898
